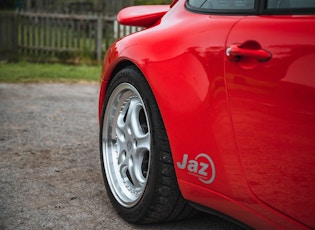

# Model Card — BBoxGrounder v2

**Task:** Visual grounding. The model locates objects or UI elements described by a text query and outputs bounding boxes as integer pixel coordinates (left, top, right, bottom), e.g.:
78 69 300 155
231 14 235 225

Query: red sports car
98 0 315 229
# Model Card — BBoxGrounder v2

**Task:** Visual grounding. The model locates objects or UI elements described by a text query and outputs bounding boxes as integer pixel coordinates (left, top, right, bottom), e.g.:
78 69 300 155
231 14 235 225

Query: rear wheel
99 66 195 223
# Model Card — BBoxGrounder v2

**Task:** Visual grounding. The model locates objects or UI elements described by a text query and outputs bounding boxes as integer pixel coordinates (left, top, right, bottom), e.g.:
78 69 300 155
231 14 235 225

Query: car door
225 1 315 228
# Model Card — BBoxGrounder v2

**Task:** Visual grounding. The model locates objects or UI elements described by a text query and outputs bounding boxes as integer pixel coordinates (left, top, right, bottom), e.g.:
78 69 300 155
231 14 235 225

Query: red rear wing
117 5 170 28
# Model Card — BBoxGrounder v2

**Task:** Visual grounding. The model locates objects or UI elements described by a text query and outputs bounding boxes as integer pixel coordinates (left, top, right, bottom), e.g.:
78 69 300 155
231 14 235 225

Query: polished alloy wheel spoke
116 98 150 188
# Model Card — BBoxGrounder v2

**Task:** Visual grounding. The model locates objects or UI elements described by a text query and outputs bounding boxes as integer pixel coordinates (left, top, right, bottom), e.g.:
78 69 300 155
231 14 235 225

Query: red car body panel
226 16 315 228
99 0 315 229
117 5 170 27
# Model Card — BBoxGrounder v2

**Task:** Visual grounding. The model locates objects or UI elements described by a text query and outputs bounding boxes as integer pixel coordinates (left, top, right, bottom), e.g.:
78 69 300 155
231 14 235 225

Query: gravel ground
0 83 244 230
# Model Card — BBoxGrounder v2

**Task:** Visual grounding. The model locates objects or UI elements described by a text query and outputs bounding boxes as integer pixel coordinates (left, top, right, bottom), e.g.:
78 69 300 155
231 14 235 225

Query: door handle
226 43 272 62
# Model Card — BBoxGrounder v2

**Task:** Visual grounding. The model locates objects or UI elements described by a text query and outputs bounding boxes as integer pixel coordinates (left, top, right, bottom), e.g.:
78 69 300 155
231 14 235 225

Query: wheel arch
99 59 137 121
102 58 172 138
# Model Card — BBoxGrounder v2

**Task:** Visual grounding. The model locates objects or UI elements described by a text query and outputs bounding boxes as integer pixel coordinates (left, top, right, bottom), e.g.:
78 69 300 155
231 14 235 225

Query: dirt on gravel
0 83 244 230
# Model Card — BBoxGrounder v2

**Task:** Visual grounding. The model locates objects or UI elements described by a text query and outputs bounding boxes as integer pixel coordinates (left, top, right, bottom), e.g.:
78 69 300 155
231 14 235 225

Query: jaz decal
177 153 216 184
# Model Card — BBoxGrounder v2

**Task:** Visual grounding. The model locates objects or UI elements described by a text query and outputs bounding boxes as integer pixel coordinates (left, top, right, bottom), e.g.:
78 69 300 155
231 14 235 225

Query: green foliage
0 62 101 83
134 0 173 5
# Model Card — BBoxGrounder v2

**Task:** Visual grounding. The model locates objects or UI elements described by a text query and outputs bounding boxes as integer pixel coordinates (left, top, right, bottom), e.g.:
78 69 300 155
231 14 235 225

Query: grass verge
0 62 101 83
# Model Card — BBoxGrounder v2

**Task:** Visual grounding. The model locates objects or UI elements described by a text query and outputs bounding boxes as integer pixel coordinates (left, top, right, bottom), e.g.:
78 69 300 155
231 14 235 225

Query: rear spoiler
117 5 170 28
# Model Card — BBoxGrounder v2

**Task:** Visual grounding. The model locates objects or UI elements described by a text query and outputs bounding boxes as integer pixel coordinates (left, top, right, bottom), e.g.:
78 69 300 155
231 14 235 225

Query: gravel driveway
0 83 244 230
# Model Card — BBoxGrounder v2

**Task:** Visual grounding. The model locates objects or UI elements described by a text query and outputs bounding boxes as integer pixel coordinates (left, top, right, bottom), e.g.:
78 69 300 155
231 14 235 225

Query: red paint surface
99 0 315 229
117 5 170 27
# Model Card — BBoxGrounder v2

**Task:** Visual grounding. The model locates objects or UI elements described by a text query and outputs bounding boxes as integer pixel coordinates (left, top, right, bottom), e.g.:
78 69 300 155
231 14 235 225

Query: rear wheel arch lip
100 58 166 129
99 59 139 121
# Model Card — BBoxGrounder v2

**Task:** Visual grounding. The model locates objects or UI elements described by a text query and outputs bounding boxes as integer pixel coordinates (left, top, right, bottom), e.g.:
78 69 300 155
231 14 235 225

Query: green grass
0 62 101 83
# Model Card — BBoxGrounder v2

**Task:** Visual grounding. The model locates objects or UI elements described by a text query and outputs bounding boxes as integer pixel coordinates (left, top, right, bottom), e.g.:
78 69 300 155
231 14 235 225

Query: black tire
99 66 196 223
